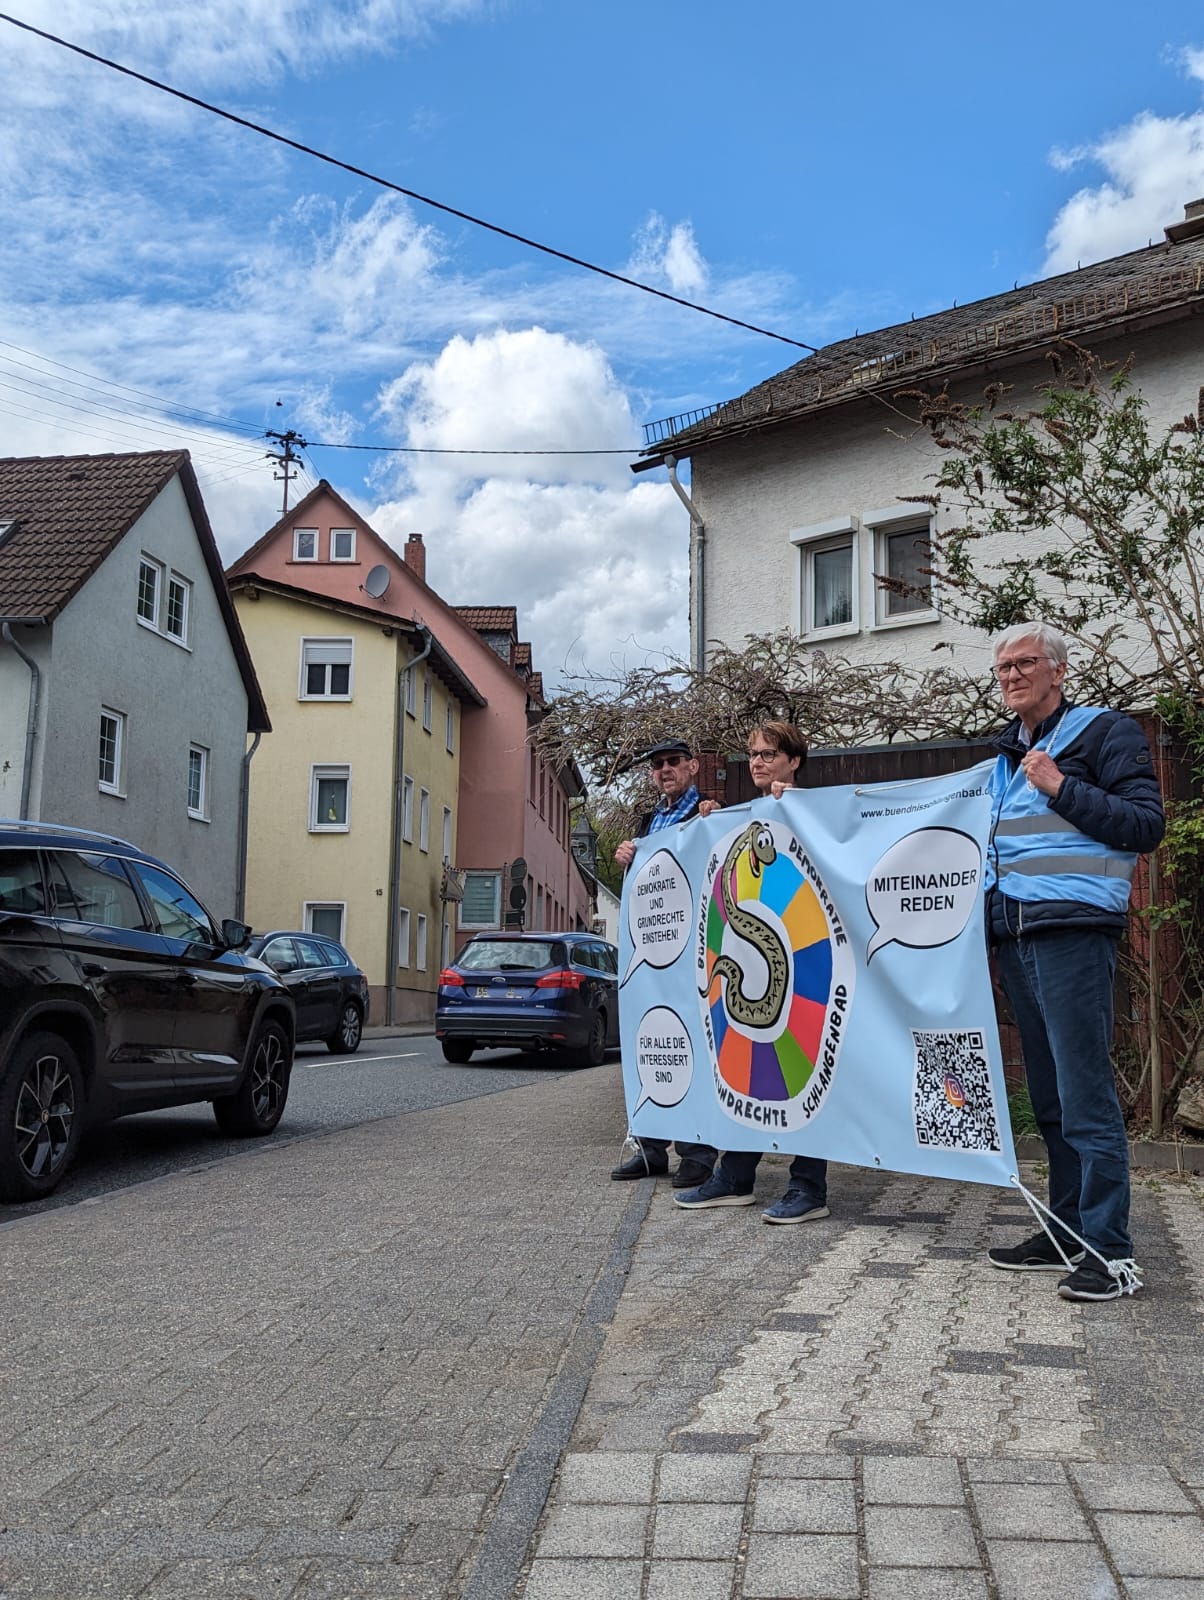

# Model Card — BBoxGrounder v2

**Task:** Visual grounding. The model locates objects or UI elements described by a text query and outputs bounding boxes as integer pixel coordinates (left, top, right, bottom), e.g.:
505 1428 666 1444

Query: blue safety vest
986 705 1136 914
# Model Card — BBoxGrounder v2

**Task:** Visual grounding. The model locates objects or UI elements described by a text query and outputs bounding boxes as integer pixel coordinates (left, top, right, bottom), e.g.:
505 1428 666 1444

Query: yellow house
229 577 484 1023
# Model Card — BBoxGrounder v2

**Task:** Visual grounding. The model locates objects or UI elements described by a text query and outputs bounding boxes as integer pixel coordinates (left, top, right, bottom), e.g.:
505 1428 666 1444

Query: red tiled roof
0 451 186 619
0 450 270 731
514 641 532 669
454 605 517 633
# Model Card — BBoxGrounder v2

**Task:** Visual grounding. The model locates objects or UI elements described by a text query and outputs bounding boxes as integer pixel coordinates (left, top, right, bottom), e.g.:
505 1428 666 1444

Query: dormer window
293 527 318 561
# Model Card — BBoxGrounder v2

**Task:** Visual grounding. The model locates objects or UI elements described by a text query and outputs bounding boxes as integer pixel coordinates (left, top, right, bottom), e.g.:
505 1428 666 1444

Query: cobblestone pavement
3 1059 1204 1599
0 1066 640 1600
521 1160 1204 1600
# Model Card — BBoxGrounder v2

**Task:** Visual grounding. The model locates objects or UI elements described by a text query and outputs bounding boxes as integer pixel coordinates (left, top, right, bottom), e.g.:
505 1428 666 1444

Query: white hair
991 620 1068 666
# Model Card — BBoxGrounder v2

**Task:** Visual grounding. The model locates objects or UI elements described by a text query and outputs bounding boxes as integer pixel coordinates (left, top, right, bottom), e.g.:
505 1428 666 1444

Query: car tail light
535 967 585 990
438 968 465 987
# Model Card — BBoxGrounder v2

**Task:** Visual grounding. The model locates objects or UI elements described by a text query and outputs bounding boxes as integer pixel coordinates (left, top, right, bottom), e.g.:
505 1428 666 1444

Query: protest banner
618 763 1018 1188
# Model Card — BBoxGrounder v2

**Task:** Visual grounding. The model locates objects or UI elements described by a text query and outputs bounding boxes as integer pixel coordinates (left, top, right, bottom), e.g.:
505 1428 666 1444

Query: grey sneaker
762 1187 830 1225
673 1173 755 1209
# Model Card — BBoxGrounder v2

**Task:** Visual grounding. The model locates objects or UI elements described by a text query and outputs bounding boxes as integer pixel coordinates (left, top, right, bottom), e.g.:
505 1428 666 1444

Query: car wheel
213 1019 291 1136
327 1000 363 1055
570 1010 607 1070
441 1039 474 1064
0 1031 85 1202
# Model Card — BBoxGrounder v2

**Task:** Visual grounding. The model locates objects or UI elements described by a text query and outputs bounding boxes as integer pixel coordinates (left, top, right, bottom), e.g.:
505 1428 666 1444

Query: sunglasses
650 753 685 769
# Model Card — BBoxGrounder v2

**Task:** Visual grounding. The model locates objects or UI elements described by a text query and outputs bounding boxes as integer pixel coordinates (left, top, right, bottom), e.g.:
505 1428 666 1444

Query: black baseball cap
645 738 693 760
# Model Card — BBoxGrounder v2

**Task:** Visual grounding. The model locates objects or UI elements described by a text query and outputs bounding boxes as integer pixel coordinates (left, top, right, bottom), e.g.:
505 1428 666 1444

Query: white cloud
628 213 709 297
5 1 487 90
367 327 688 682
1043 48 1204 273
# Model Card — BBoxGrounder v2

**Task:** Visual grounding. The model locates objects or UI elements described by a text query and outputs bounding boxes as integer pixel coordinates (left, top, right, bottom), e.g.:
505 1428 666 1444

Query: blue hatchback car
435 930 619 1068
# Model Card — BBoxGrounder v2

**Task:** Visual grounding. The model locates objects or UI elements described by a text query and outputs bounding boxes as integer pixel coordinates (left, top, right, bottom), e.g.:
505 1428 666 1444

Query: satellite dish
363 564 391 599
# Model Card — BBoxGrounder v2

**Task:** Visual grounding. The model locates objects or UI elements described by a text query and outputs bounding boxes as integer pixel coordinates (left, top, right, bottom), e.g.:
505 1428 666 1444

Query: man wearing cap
610 738 718 1187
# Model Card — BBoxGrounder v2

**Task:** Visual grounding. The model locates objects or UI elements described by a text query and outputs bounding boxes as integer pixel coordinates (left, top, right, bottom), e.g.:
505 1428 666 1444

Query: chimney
403 532 426 583
1165 199 1204 244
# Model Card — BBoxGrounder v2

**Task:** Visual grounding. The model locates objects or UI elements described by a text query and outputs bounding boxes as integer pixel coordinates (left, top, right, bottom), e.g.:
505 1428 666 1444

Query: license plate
473 986 524 999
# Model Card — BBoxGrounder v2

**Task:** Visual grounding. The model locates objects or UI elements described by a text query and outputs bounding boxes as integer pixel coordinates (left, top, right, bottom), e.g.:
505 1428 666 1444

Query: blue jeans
717 1149 827 1200
996 930 1131 1258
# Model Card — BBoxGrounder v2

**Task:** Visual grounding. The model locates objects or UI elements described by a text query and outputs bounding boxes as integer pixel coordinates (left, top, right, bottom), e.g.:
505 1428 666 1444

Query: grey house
0 451 269 914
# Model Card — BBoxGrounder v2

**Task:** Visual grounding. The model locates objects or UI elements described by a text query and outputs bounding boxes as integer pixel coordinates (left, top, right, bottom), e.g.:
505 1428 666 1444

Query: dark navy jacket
987 698 1165 941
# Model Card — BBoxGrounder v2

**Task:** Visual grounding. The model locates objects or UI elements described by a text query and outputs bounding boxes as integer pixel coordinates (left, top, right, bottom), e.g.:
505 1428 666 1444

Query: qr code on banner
912 1029 1002 1153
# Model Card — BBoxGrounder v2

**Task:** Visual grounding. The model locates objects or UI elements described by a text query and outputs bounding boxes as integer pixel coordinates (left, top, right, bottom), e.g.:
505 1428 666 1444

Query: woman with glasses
676 721 831 1225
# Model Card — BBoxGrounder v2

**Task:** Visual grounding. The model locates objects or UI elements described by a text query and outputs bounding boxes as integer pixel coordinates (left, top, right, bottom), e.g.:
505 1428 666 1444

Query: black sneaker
987 1231 1085 1272
611 1151 668 1181
1058 1265 1135 1301
671 1158 714 1189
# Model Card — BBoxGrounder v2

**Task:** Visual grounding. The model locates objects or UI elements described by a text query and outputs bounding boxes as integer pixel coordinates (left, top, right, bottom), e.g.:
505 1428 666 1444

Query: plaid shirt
647 785 701 833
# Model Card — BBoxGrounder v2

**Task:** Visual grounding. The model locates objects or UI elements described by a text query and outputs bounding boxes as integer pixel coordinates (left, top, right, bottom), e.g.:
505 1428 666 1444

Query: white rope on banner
1011 1174 1143 1294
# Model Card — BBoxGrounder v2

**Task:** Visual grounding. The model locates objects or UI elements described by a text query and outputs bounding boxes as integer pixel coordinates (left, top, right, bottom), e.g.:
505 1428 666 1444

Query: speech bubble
865 827 982 962
622 847 692 984
633 1005 694 1116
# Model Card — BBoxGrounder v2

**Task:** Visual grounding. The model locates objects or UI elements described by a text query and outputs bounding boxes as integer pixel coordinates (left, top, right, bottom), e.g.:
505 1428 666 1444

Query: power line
306 440 640 455
0 336 263 437
0 12 820 356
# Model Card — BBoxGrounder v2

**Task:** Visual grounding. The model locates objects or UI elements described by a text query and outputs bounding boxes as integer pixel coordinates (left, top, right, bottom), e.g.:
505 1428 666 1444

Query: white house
636 201 1204 682
0 450 270 914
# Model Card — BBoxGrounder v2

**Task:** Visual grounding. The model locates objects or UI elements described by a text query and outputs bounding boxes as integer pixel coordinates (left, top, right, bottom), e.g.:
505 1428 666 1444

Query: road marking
300 1051 421 1068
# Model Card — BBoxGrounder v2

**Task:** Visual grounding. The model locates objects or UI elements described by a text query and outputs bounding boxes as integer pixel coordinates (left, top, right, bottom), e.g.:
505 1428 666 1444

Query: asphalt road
0 1034 592 1225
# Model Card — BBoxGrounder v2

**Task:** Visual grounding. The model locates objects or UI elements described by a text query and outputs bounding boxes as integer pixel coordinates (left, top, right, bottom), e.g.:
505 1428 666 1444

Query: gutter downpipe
2 621 44 819
235 731 262 921
665 455 705 670
386 627 433 1025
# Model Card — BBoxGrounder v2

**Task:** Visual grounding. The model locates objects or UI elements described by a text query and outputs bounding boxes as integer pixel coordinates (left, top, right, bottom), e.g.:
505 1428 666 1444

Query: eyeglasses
650 753 685 769
748 748 782 763
993 656 1051 679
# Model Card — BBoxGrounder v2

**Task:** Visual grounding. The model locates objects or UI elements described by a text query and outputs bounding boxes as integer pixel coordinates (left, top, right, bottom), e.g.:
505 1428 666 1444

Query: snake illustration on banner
702 822 790 1029
697 814 855 1128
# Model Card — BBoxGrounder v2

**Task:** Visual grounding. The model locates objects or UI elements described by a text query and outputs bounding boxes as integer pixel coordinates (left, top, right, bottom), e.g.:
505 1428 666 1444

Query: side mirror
222 918 252 950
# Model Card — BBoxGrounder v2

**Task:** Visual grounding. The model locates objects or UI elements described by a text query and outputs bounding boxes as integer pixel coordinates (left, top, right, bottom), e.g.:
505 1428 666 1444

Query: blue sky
2 0 1204 681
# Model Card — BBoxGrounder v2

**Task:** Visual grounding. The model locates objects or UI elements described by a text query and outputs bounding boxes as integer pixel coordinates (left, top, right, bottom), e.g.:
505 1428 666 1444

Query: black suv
0 821 295 1202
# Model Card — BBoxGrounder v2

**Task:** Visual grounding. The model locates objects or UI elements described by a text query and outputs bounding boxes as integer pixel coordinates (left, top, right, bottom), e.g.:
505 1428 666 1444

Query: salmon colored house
226 482 591 1015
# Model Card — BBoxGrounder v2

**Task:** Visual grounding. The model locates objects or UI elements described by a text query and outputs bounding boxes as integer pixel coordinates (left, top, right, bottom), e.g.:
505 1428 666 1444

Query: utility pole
264 428 308 515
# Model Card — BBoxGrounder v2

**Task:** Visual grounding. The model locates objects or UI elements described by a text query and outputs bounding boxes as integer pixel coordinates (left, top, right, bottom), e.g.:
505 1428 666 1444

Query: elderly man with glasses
984 622 1164 1300
611 738 719 1187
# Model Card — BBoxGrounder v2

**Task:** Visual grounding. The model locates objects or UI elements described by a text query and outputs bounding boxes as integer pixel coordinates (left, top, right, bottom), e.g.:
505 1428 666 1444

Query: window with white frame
446 701 455 752
165 572 190 644
419 789 430 852
405 665 416 717
442 806 453 863
791 517 858 637
416 913 428 971
869 512 936 624
305 902 344 941
402 775 414 841
310 765 350 831
330 527 356 562
293 527 318 561
397 906 411 968
422 675 433 732
460 871 501 930
98 708 125 795
187 744 209 819
137 558 160 626
441 917 451 967
300 637 353 700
